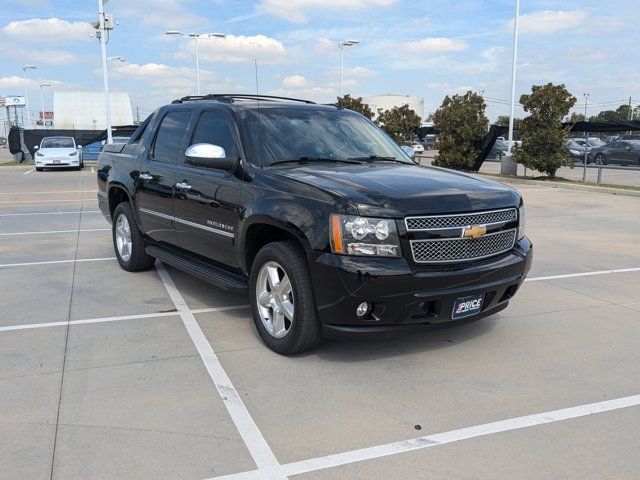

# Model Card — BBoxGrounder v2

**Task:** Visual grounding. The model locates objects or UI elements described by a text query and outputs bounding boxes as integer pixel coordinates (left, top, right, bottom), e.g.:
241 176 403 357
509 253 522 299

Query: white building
363 94 424 120
54 90 133 130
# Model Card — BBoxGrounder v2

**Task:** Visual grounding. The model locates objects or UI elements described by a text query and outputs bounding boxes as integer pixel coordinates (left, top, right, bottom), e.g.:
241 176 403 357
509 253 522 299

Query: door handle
139 172 153 180
175 181 192 190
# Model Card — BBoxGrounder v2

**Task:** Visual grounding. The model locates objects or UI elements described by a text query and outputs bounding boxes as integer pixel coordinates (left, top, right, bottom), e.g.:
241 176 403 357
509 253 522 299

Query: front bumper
35 157 80 167
309 237 533 331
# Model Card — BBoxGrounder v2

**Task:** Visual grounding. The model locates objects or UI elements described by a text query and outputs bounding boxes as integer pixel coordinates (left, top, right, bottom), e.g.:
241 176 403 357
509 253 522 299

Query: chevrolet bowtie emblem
461 225 487 239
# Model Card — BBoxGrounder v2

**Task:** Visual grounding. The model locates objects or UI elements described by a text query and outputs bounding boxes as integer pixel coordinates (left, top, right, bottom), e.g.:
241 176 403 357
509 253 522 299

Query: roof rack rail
171 94 316 105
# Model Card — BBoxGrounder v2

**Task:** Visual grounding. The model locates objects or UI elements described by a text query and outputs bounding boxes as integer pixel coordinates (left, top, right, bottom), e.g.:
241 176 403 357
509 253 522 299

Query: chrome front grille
405 208 517 231
410 229 517 264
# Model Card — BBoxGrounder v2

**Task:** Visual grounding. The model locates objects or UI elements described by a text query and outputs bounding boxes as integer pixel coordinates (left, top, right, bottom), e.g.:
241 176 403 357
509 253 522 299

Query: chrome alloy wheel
256 261 294 338
115 213 133 262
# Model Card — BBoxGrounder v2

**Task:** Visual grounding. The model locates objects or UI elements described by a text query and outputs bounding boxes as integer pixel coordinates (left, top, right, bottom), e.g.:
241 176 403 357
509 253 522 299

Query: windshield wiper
348 155 409 164
269 156 363 166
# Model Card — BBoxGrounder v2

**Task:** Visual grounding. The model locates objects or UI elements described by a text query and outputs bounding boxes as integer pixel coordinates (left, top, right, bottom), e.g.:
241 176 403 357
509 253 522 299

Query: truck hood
276 163 521 217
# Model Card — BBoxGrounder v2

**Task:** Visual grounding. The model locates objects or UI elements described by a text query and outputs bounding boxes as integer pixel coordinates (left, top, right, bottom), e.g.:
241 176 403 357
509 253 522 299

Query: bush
336 94 374 120
515 83 576 177
375 104 422 144
433 91 488 171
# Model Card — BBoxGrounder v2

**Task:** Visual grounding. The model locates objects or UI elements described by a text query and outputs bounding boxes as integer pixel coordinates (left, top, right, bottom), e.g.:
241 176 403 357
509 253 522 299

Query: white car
34 136 83 171
411 142 425 154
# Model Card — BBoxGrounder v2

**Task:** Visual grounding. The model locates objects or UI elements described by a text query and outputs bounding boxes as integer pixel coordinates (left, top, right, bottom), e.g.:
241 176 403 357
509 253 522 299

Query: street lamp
165 31 226 95
338 40 359 97
22 65 37 128
107 56 126 62
506 0 520 157
582 93 590 181
39 83 51 128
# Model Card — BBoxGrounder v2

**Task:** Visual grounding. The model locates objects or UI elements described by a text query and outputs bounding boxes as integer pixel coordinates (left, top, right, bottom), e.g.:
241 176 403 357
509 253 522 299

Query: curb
478 174 640 198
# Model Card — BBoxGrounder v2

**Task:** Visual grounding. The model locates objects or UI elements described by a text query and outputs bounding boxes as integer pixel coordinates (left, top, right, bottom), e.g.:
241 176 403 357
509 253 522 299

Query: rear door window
151 110 191 164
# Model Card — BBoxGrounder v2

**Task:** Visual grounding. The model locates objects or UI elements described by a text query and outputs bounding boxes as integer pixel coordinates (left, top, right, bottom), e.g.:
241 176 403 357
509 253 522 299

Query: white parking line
0 210 101 217
0 305 251 333
0 190 95 195
208 393 640 480
156 263 284 476
0 228 110 237
0 257 116 268
24 168 35 175
0 311 179 332
526 267 640 282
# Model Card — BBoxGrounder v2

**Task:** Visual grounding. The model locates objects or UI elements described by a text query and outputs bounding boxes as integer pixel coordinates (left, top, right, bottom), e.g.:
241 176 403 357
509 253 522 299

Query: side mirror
78 145 83 149
33 145 39 150
401 145 415 160
185 143 237 170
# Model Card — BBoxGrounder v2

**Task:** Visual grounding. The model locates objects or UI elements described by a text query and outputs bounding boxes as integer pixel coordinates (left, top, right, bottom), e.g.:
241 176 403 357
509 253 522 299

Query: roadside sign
4 96 25 106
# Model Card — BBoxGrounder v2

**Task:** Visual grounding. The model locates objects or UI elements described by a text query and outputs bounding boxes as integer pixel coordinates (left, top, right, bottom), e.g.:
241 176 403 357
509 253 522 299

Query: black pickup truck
97 94 532 355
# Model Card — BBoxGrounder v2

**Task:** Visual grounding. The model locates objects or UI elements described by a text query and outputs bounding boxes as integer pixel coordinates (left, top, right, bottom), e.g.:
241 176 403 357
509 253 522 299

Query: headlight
330 214 401 257
68 151 78 156
518 205 526 240
36 151 44 157
569 149 581 155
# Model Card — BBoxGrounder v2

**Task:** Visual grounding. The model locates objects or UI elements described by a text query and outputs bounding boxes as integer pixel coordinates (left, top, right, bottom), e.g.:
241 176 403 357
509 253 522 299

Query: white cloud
444 86 475 96
178 34 287 64
282 75 308 88
4 46 82 65
2 18 93 44
315 38 335 55
119 0 201 29
481 46 506 62
404 37 468 53
345 66 377 77
258 0 397 23
106 62 245 100
509 10 588 35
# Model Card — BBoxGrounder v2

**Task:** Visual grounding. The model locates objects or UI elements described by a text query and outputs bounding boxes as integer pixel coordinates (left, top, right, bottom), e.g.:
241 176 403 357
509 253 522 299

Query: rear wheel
112 202 155 272
250 241 323 355
36 167 43 172
594 153 606 165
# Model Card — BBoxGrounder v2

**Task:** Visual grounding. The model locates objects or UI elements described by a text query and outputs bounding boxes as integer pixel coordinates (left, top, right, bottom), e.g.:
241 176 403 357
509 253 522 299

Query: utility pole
96 0 113 144
582 93 589 182
506 0 520 157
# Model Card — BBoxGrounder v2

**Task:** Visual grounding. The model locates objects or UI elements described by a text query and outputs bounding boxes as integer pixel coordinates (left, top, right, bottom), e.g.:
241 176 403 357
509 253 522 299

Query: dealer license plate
452 293 484 319
53 160 60 164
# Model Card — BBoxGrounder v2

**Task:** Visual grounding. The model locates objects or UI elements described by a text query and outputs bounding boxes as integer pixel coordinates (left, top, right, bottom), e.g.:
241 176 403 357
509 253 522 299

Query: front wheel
594 154 606 165
250 241 323 355
112 202 156 272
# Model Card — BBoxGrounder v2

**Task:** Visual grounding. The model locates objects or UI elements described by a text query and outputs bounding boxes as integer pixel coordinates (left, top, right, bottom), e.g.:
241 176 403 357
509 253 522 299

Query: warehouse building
363 94 424 120
54 90 133 130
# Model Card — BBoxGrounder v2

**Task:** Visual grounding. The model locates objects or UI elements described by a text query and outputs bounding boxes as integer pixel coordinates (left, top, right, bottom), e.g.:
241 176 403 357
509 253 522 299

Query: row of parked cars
566 136 640 166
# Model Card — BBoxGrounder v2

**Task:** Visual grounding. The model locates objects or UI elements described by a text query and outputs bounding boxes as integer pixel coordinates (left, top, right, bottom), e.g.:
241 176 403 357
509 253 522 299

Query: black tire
595 154 606 165
249 241 323 355
36 167 43 172
112 202 156 272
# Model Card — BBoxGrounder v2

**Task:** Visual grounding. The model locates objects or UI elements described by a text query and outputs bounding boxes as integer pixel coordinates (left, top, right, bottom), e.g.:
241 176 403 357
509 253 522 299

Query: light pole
95 0 114 144
39 83 50 128
338 40 359 97
108 56 126 63
166 31 226 95
582 93 589 181
507 0 520 157
22 65 37 128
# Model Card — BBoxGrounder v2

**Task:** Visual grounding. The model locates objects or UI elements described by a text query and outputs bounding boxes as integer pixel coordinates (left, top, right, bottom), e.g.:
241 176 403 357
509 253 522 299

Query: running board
146 245 248 293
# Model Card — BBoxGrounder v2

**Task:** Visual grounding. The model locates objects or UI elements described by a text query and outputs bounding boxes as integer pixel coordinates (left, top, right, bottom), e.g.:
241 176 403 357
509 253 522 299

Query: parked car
34 136 83 171
588 140 640 166
97 94 532 355
487 138 508 161
0 137 7 148
410 141 424 154
604 135 619 144
420 134 437 149
565 139 590 162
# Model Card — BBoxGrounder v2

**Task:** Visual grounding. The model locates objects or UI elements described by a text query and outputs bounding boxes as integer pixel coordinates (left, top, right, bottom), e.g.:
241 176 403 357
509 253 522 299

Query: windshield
41 137 75 148
588 138 604 147
238 108 413 166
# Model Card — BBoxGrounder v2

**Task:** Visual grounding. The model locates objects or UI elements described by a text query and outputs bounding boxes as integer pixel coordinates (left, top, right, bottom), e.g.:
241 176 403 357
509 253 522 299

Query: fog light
356 302 371 318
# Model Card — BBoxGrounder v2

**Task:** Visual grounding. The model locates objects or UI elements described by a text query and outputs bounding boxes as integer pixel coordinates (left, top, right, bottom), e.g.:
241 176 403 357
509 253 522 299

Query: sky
0 0 639 124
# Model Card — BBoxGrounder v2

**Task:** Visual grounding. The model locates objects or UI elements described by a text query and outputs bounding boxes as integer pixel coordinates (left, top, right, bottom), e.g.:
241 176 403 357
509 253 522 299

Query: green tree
514 83 577 177
336 94 374 119
375 104 422 143
589 104 633 122
432 91 488 170
568 112 585 123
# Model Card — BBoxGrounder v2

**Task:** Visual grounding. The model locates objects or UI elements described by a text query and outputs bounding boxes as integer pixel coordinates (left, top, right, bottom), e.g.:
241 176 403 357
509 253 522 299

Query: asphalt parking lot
1 165 640 480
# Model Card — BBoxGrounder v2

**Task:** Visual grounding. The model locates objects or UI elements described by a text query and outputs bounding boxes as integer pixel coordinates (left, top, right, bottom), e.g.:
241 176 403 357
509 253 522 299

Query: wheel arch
107 183 134 219
241 216 312 274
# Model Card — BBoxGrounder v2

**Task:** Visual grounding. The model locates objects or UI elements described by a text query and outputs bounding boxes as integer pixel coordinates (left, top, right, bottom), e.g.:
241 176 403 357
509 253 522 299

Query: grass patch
0 161 32 167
